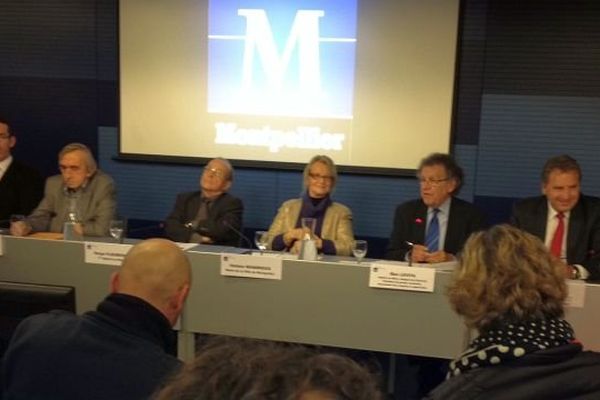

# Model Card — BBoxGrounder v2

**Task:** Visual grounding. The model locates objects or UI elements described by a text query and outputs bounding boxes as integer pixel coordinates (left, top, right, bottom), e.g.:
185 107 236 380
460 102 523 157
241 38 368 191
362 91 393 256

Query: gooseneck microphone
222 219 254 249
405 241 415 267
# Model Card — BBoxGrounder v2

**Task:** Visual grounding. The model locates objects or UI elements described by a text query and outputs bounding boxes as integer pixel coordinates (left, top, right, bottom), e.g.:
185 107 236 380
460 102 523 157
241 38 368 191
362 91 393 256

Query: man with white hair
10 142 116 236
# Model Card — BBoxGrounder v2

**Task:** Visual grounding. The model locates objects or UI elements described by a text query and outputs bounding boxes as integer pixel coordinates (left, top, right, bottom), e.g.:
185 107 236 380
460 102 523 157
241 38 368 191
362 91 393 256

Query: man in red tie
511 155 600 280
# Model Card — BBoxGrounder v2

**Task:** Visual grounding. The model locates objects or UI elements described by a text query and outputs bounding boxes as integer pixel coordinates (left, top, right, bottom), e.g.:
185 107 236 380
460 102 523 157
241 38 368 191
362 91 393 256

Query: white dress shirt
0 155 13 182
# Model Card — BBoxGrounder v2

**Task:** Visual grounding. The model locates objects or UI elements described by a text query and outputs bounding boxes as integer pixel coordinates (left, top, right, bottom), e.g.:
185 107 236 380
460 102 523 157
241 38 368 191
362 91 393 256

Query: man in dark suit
511 155 600 280
386 153 485 263
165 158 244 247
0 118 43 224
386 153 486 397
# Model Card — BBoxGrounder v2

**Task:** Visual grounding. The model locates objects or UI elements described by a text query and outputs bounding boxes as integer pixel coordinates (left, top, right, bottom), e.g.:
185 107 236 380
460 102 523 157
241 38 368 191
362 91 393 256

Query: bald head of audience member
110 239 191 326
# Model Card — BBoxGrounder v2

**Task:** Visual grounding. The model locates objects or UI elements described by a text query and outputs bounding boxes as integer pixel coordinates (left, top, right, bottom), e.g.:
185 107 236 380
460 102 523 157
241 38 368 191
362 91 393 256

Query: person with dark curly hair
425 224 600 399
153 337 383 400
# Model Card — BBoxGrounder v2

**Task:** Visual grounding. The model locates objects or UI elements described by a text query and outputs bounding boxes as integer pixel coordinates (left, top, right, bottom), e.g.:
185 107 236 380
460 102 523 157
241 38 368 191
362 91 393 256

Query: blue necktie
425 209 440 251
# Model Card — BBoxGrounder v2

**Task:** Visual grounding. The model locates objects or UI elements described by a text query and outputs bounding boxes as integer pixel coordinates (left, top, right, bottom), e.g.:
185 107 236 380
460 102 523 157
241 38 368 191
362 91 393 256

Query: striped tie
425 209 440 251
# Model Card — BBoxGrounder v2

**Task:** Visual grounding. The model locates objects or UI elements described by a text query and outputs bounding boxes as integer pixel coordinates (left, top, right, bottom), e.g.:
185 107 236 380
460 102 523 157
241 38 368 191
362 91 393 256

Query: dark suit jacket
164 191 244 247
0 159 43 223
510 195 600 280
425 344 600 400
2 294 181 400
385 197 486 261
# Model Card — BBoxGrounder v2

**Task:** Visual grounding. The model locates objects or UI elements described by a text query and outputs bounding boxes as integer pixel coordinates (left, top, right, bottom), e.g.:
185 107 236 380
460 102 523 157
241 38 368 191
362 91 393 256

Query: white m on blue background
208 0 357 119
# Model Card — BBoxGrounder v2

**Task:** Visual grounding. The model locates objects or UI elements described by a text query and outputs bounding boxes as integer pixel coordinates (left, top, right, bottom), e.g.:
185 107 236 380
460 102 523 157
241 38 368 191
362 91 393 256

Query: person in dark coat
0 117 43 225
165 157 243 247
511 154 600 280
425 225 600 400
386 153 485 263
1 239 192 400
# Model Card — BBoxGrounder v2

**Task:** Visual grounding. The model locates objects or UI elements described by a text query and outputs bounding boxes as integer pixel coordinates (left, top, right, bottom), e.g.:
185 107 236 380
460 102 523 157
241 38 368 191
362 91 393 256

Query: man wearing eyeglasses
0 118 43 224
386 153 485 263
165 158 244 246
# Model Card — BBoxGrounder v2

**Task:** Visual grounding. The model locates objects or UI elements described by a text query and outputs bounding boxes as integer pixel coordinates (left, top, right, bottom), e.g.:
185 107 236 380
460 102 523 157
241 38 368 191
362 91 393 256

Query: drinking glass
254 230 268 254
109 220 125 243
352 240 368 264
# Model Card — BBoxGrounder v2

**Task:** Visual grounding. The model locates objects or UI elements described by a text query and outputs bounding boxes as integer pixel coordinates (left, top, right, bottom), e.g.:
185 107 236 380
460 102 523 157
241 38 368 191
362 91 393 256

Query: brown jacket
266 198 354 256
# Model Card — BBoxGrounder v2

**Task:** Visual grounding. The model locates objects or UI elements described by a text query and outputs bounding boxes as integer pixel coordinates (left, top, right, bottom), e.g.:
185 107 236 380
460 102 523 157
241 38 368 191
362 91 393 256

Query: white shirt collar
429 197 452 215
546 201 570 221
0 155 13 179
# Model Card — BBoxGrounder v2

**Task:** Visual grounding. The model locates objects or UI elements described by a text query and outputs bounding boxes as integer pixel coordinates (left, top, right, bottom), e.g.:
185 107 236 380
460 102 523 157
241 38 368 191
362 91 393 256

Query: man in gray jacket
11 142 116 236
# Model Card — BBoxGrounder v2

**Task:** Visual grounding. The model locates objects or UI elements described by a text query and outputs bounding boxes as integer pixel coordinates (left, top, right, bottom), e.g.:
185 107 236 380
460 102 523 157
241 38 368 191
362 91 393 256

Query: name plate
369 263 436 292
85 242 132 266
221 253 282 280
565 280 586 308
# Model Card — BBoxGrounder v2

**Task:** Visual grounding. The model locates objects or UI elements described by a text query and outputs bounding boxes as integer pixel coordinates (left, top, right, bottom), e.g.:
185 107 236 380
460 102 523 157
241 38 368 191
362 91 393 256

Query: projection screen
119 0 460 173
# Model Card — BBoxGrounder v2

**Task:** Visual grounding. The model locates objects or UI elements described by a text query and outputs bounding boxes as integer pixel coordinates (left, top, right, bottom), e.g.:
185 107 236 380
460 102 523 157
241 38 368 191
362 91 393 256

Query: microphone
405 241 415 267
222 219 254 249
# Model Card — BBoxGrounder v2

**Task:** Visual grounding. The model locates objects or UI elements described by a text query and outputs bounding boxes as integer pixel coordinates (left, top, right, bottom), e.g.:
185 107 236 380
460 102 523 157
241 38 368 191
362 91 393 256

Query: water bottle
298 232 318 261
64 197 83 241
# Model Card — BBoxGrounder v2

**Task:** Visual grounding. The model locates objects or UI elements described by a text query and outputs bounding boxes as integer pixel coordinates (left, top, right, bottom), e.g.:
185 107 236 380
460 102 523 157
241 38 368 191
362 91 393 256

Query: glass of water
352 240 368 264
254 230 268 254
109 220 125 243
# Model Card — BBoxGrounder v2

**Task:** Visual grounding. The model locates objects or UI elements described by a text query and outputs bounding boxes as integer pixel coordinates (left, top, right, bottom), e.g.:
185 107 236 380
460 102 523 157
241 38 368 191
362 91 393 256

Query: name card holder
369 262 436 292
221 253 283 280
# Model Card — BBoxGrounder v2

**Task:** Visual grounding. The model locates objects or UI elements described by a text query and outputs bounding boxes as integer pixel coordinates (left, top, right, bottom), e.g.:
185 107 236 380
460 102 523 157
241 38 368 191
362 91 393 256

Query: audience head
303 155 338 199
417 153 463 208
111 238 191 326
154 337 383 400
447 224 567 333
200 157 233 197
0 117 16 162
541 154 581 213
58 143 98 190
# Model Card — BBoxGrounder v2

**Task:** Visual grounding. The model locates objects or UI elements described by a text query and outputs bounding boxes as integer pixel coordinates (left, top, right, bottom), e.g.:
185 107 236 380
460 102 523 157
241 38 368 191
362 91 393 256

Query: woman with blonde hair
426 224 600 399
266 155 354 256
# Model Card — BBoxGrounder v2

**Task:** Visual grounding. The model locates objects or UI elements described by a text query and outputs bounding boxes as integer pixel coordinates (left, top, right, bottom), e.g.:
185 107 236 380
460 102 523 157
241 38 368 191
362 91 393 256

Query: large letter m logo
238 9 324 93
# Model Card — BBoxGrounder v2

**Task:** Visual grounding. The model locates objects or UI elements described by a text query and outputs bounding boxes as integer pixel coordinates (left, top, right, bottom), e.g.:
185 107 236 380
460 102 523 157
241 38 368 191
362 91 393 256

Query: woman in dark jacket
425 224 600 400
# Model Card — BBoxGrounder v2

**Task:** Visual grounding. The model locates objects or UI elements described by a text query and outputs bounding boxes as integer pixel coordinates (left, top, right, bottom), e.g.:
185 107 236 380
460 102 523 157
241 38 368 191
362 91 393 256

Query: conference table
0 235 598 363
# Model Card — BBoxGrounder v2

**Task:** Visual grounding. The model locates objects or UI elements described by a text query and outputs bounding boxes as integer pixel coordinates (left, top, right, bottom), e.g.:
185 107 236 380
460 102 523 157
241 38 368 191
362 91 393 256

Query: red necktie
550 212 565 258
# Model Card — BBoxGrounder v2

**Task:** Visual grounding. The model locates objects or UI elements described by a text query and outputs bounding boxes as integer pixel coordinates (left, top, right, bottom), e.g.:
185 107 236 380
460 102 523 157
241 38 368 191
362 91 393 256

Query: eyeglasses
418 177 450 187
204 167 226 179
309 173 333 182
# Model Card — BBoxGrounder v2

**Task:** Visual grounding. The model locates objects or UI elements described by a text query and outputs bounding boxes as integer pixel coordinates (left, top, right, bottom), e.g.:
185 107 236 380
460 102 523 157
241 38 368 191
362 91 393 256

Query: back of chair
0 281 76 357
